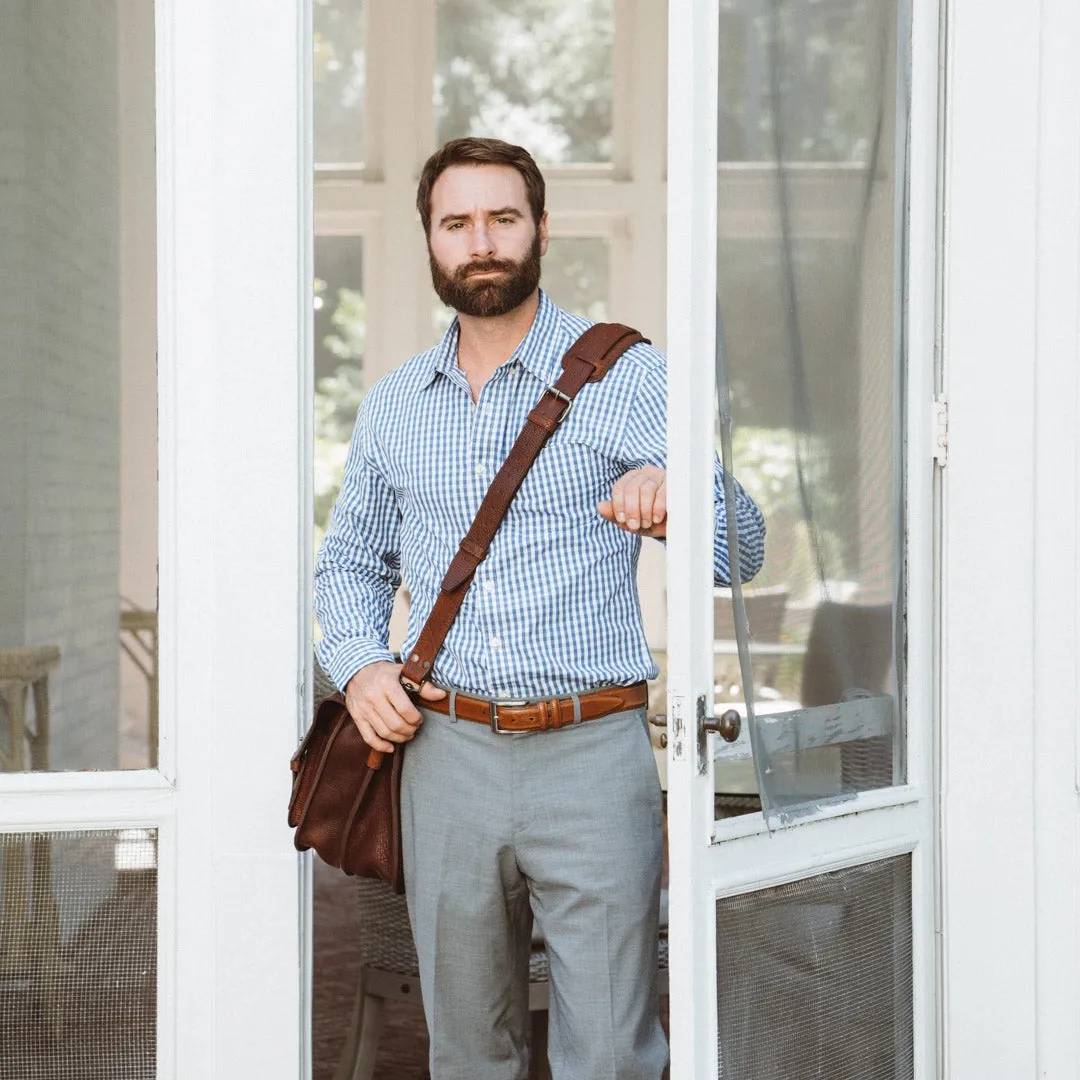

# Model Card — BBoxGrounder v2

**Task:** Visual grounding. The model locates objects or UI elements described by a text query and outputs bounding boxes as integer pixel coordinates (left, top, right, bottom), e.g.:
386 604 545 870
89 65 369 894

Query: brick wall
0 1 122 771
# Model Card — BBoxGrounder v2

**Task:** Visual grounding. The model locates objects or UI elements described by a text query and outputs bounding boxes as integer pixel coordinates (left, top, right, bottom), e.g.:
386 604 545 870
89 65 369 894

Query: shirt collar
419 290 570 390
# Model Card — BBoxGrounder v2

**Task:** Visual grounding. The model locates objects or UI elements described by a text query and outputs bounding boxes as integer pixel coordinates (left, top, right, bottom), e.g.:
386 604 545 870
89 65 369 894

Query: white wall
0 0 123 771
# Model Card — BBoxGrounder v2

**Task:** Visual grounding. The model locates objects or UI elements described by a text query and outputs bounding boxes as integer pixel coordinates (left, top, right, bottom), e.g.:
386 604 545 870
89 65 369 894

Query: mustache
455 259 518 281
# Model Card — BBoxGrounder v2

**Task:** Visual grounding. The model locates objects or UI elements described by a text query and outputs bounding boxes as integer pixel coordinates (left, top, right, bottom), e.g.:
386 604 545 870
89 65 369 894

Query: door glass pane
713 0 904 820
0 1 158 772
716 855 913 1079
718 0 887 163
314 236 366 552
1 829 158 1078
436 0 615 163
314 0 366 166
543 237 610 321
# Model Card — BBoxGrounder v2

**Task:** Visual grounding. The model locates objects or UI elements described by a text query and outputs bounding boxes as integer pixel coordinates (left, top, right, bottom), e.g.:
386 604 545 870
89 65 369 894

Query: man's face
426 164 548 318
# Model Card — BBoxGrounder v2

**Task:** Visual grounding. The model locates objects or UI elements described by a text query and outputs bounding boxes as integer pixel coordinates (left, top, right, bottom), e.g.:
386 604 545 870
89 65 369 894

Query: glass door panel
712 0 905 822
0 0 158 774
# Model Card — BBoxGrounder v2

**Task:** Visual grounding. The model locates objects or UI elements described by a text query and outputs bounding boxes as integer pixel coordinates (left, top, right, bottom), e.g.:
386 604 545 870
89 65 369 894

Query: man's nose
469 222 495 256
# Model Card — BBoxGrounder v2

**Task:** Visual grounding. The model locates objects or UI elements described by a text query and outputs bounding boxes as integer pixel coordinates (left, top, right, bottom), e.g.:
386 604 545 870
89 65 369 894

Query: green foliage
729 425 847 595
314 283 367 539
313 0 366 163
718 0 887 163
436 0 615 162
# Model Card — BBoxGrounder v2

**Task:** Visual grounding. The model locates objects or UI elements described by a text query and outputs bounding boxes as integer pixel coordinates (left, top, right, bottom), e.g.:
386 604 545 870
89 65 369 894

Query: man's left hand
598 465 667 538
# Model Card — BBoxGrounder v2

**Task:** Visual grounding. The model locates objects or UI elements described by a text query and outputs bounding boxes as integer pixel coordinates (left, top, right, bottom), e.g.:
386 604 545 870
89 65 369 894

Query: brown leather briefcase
288 692 404 891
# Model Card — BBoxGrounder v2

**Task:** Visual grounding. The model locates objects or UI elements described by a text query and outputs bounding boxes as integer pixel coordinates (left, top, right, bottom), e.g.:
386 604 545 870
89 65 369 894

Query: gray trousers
401 704 668 1080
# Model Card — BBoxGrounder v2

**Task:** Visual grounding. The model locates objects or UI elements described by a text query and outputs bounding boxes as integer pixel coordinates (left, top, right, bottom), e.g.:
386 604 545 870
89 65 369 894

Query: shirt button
498 690 510 699
474 462 485 477
490 635 501 649
484 580 495 594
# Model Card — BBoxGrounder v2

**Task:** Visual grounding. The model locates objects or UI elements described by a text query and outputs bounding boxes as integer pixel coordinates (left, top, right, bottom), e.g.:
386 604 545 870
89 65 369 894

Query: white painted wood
0 772 173 830
161 0 306 1075
904 0 944 1073
712 783 924 844
298 6 316 1078
362 0 435 386
665 0 723 1075
707 803 921 897
1031 0 1080 1076
938 1 1042 1075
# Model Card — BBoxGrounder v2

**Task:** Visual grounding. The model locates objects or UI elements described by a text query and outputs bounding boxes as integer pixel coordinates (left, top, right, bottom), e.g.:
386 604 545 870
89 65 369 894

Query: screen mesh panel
0 830 157 1079
715 855 913 1080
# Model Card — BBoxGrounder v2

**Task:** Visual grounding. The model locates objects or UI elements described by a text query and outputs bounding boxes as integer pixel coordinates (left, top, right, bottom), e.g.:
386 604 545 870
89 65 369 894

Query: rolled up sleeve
621 355 766 586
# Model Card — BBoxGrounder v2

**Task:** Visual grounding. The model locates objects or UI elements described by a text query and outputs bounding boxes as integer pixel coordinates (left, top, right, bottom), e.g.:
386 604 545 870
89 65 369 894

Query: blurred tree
436 0 615 163
314 284 366 537
719 0 888 163
314 0 366 163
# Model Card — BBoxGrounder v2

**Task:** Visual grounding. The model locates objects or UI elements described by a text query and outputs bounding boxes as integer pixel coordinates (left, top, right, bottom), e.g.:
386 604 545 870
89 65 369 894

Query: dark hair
416 138 546 236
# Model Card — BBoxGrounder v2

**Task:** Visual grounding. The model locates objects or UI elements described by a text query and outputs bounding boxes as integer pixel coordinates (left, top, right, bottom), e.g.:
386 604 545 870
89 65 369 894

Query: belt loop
449 689 458 724
571 691 582 725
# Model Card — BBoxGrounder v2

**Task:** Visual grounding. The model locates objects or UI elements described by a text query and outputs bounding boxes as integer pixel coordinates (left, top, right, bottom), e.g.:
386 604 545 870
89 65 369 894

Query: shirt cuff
320 638 397 693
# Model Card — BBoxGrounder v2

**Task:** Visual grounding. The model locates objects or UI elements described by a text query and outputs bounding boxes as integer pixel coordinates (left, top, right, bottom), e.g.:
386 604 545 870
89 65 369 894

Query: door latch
696 696 742 774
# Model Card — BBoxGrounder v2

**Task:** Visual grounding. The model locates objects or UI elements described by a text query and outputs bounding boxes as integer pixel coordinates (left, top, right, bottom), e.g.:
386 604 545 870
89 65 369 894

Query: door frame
938 0 1080 1075
663 0 941 1075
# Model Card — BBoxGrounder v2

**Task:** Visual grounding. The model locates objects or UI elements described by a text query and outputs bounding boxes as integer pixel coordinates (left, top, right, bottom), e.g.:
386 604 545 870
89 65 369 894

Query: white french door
0 2 309 1077
664 1 940 1076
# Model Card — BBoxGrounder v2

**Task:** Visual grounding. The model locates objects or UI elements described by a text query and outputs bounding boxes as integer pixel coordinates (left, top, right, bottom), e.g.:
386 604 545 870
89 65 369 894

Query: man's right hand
344 661 448 753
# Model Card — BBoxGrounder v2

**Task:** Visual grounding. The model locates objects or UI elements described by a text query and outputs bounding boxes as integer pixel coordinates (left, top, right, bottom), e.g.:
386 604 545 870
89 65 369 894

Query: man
315 137 765 1080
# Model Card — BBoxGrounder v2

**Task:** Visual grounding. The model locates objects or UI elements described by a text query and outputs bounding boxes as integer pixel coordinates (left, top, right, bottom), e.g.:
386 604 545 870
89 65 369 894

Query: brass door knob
703 709 741 743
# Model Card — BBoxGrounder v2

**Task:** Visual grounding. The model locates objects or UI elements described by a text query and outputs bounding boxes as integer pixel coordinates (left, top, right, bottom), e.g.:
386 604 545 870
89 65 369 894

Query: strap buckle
538 386 573 424
489 698 529 734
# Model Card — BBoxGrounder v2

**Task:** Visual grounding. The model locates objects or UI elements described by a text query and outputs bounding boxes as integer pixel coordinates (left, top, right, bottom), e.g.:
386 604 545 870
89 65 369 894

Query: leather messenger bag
288 322 647 891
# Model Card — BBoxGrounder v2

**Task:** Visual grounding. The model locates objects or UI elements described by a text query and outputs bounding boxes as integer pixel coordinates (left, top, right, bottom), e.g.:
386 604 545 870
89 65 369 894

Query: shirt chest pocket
514 421 623 520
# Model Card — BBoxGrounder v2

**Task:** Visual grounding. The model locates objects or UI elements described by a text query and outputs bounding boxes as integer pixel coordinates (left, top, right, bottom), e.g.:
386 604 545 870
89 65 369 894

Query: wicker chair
333 877 669 1080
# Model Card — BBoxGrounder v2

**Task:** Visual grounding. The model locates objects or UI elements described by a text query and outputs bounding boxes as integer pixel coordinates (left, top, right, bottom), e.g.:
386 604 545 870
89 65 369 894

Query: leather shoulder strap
399 322 648 691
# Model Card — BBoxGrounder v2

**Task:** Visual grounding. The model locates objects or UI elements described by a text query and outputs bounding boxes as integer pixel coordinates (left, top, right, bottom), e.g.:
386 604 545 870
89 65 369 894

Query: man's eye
496 217 514 225
447 222 464 231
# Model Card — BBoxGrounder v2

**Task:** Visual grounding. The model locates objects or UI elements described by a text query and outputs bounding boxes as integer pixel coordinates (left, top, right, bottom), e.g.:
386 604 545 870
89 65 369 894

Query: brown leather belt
414 681 648 734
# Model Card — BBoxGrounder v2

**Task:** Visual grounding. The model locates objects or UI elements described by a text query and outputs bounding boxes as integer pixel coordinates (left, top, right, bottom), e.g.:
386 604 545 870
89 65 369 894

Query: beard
429 233 542 318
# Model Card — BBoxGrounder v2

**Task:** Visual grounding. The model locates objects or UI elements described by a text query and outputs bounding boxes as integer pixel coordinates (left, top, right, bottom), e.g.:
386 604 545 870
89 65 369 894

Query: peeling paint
670 694 685 759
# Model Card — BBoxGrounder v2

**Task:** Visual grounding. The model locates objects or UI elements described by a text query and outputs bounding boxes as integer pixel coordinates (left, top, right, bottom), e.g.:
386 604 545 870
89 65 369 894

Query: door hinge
932 395 949 467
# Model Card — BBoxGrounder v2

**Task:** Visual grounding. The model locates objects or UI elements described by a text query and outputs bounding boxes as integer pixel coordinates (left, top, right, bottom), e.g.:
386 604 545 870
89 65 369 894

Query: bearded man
314 137 765 1080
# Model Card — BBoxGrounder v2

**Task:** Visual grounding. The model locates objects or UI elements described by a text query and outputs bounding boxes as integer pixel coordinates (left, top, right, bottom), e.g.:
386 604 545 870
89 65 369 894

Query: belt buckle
489 698 529 734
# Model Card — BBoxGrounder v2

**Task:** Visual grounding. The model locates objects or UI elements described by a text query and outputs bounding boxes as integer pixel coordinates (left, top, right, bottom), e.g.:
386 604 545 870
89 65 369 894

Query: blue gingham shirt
315 291 765 697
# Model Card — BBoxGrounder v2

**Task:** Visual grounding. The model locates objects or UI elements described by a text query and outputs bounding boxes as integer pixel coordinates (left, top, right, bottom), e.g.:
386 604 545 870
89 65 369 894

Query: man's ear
538 211 550 256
